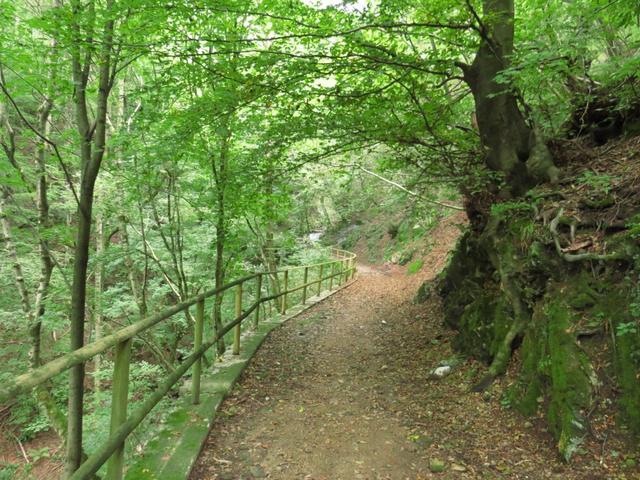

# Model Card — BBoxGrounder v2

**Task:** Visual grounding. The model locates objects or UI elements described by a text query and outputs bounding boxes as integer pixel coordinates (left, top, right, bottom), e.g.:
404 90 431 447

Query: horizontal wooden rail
0 247 357 480
260 249 356 274
69 293 274 480
0 273 258 403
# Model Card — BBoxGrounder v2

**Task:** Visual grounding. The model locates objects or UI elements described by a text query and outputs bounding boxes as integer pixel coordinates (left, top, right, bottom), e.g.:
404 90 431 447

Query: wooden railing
0 247 357 480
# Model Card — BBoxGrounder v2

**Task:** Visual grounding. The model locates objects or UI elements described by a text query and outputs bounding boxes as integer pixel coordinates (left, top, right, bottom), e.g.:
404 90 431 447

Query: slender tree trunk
93 214 104 394
212 118 231 357
66 0 115 475
260 173 281 306
32 99 54 368
121 217 148 316
0 6 68 441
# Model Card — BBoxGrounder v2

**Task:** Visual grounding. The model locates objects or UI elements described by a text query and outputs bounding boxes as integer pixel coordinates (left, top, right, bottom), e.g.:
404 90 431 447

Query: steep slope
433 134 640 461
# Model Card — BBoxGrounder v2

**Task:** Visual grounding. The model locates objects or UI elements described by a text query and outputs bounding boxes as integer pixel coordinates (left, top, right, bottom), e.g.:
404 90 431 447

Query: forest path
190 214 597 480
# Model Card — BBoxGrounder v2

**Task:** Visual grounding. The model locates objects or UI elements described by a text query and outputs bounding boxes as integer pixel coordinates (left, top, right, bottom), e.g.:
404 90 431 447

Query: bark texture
461 0 558 196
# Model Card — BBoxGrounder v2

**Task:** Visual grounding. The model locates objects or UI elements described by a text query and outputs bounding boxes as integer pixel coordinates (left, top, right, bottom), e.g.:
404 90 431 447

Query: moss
598 286 640 436
413 281 433 304
582 195 615 209
437 233 493 330
454 297 494 363
545 296 592 461
509 288 597 461
488 297 514 358
510 304 546 416
567 272 598 310
438 192 640 460
452 293 513 364
615 329 640 435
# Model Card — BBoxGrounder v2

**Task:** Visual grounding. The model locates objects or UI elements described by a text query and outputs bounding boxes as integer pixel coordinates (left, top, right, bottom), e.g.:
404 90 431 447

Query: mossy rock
439 199 640 459
509 291 595 461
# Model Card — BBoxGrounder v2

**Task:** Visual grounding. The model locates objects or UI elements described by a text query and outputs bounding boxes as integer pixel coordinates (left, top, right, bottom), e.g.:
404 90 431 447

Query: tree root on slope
550 208 628 263
471 265 528 392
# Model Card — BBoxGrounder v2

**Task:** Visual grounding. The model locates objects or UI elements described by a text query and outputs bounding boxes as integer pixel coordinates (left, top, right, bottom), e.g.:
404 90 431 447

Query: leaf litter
191 213 638 479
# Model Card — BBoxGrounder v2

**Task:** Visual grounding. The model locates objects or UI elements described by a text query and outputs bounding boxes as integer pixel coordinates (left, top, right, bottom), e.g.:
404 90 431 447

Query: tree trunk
261 172 281 307
212 116 232 357
93 214 104 394
66 0 115 475
461 0 558 196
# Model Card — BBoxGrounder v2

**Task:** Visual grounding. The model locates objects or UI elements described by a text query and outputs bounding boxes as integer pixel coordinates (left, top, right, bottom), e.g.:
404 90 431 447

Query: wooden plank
317 264 324 296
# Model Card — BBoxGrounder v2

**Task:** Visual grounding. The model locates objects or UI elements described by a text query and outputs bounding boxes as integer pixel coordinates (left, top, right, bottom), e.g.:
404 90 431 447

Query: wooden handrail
0 247 357 480
260 248 356 274
0 273 259 402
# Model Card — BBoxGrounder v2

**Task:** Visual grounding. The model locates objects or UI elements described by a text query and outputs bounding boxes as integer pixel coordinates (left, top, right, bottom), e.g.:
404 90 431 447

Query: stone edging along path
125 278 358 480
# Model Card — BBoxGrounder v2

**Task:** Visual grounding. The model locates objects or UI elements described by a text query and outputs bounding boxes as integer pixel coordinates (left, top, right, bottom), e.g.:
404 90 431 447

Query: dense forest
0 0 639 478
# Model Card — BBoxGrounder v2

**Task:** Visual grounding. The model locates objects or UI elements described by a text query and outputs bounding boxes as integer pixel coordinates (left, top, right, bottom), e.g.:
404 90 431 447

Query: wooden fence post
317 264 324 296
271 272 278 313
329 262 335 290
254 274 262 328
233 283 242 355
281 270 289 314
192 299 204 404
302 267 308 304
105 338 133 480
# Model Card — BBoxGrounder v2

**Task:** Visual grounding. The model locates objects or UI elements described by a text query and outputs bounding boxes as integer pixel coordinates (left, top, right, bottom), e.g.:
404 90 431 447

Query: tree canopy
0 0 639 476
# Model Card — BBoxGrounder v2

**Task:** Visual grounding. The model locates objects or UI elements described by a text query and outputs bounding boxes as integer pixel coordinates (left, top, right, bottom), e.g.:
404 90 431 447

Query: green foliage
617 321 638 337
490 201 535 217
0 463 19 480
406 259 424 275
577 171 616 195
627 215 640 240
0 0 638 469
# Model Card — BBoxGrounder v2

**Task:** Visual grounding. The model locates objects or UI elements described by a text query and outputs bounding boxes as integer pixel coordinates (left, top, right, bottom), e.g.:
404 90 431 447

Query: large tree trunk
461 0 558 197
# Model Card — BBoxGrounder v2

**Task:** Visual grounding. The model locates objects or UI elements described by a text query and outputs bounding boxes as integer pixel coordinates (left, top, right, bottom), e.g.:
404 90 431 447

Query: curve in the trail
190 213 604 480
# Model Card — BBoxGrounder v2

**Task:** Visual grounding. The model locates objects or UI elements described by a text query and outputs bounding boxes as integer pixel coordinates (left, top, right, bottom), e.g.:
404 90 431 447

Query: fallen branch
343 163 465 211
10 431 30 464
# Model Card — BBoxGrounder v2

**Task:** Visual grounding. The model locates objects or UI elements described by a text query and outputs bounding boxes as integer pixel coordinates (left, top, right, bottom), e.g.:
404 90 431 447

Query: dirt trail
191 215 617 480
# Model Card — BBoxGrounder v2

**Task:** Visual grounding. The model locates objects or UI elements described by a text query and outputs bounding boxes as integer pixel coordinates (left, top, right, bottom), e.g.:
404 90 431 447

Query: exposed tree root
550 208 628 263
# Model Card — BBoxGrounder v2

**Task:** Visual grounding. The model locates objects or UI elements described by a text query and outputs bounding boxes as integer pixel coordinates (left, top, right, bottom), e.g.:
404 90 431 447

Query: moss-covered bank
431 194 640 460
